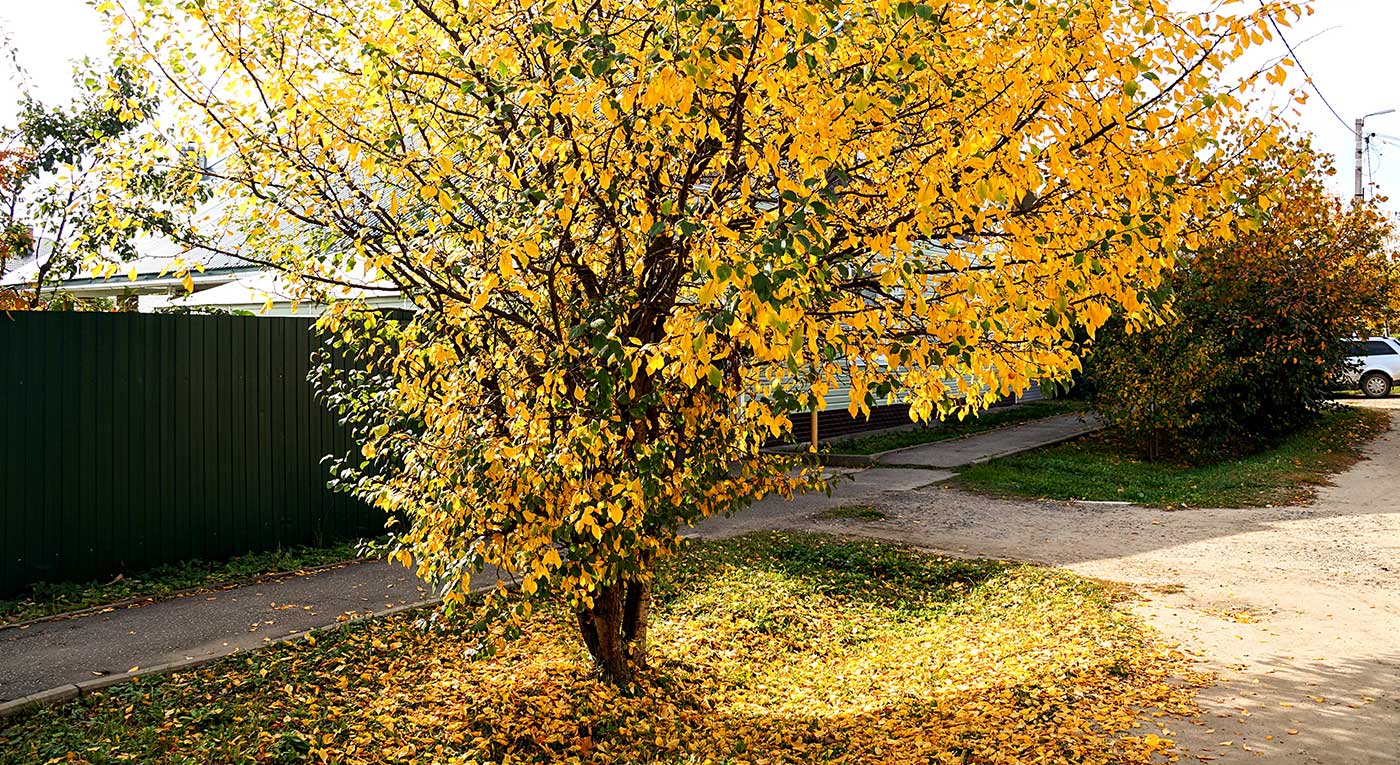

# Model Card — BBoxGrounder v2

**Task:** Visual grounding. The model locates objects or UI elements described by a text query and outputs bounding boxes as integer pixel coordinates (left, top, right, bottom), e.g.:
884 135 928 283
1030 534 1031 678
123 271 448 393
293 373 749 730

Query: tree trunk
576 571 653 684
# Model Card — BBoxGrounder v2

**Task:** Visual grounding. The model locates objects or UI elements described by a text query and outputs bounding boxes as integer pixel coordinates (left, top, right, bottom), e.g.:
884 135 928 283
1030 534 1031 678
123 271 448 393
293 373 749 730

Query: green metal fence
0 311 382 596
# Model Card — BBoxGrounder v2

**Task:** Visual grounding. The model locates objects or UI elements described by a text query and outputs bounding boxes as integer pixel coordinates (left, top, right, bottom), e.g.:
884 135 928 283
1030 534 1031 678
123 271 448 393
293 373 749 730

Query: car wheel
1361 371 1393 398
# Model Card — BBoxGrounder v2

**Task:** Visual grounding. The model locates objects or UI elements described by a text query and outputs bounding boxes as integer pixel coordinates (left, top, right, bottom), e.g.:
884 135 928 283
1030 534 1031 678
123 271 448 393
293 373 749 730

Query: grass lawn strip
1 533 1202 765
0 540 374 626
831 399 1085 455
953 406 1390 509
813 503 887 521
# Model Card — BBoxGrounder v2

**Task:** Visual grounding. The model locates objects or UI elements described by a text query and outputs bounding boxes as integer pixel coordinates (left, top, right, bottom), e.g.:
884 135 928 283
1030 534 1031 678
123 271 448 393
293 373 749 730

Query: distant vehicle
1342 337 1400 398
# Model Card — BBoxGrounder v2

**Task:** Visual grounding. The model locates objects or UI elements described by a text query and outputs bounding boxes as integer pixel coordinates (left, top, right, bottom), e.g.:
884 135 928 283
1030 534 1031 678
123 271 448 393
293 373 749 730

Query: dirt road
718 401 1399 764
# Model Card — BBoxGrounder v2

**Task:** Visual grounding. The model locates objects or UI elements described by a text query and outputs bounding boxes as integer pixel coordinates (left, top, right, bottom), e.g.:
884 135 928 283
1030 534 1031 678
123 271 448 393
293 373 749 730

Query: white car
1343 337 1400 398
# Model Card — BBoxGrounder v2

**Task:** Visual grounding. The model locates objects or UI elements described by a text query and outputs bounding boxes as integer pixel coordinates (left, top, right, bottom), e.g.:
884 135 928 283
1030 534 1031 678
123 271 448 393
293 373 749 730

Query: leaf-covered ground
953 406 1390 508
0 533 1204 764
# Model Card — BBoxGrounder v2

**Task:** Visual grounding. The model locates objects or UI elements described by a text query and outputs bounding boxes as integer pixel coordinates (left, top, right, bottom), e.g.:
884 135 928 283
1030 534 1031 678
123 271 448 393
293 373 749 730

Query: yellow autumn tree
113 0 1302 680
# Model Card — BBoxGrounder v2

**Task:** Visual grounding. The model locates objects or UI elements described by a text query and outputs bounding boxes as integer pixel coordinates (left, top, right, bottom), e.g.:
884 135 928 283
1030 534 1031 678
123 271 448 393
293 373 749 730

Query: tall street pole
1355 118 1365 201
1356 109 1395 202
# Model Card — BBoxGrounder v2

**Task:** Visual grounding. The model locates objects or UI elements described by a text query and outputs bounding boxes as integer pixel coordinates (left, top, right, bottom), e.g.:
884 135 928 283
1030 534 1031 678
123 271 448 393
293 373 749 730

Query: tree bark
576 570 653 684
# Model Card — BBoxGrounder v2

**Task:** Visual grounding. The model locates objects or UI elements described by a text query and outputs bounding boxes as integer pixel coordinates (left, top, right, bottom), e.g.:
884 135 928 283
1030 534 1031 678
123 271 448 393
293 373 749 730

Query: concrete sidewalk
696 411 1103 538
692 467 954 539
876 412 1103 469
0 560 435 706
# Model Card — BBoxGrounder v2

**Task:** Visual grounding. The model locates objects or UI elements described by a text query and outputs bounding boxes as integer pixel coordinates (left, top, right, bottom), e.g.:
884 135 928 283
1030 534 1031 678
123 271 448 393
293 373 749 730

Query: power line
1370 134 1400 161
1260 2 1353 134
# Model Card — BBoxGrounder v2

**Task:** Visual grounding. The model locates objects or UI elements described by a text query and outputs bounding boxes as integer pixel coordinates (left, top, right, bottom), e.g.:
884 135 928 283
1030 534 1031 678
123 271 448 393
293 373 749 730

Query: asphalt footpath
1 560 434 706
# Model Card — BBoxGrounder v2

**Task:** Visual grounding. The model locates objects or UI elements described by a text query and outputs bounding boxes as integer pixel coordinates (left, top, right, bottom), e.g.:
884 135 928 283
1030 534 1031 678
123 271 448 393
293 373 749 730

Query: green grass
0 533 1197 765
953 406 1391 508
0 540 375 625
813 504 887 521
830 399 1084 455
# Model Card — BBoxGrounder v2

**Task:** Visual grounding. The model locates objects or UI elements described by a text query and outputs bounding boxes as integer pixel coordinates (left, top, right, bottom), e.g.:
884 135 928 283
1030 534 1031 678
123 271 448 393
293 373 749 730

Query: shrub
1088 150 1395 460
1088 322 1236 461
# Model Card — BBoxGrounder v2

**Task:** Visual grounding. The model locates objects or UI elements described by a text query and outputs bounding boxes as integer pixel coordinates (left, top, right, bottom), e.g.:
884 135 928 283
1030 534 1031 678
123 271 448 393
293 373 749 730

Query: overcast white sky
2 0 1399 209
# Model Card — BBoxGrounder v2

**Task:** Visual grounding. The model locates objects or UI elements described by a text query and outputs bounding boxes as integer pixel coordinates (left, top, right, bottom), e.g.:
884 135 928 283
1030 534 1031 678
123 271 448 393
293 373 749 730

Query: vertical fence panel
144 312 162 570
158 316 176 566
192 317 214 561
2 319 28 582
11 319 34 579
57 317 76 576
0 312 378 596
32 316 53 581
43 316 60 578
295 323 316 543
92 312 116 580
256 318 272 546
77 316 98 574
0 318 12 585
229 317 251 556
112 313 131 575
212 316 234 559
283 320 301 545
135 316 152 572
176 317 195 560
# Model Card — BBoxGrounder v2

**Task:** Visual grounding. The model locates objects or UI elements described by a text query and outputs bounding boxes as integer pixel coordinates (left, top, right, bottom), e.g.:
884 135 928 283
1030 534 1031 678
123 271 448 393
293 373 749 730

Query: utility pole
1356 109 1395 201
1356 118 1365 201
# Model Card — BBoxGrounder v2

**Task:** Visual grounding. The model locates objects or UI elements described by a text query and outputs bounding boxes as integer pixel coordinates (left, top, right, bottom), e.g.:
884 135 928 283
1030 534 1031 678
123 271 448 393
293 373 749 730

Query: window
1363 340 1398 356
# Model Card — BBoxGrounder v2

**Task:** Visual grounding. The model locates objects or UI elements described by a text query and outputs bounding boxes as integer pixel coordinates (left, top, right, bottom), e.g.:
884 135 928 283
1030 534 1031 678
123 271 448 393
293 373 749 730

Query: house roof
0 233 256 294
149 269 412 315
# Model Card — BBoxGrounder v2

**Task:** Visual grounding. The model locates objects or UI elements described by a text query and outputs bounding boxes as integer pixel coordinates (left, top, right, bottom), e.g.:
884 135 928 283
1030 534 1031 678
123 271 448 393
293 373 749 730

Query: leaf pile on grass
954 406 1390 509
1 533 1205 765
832 399 1084 455
0 540 371 625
